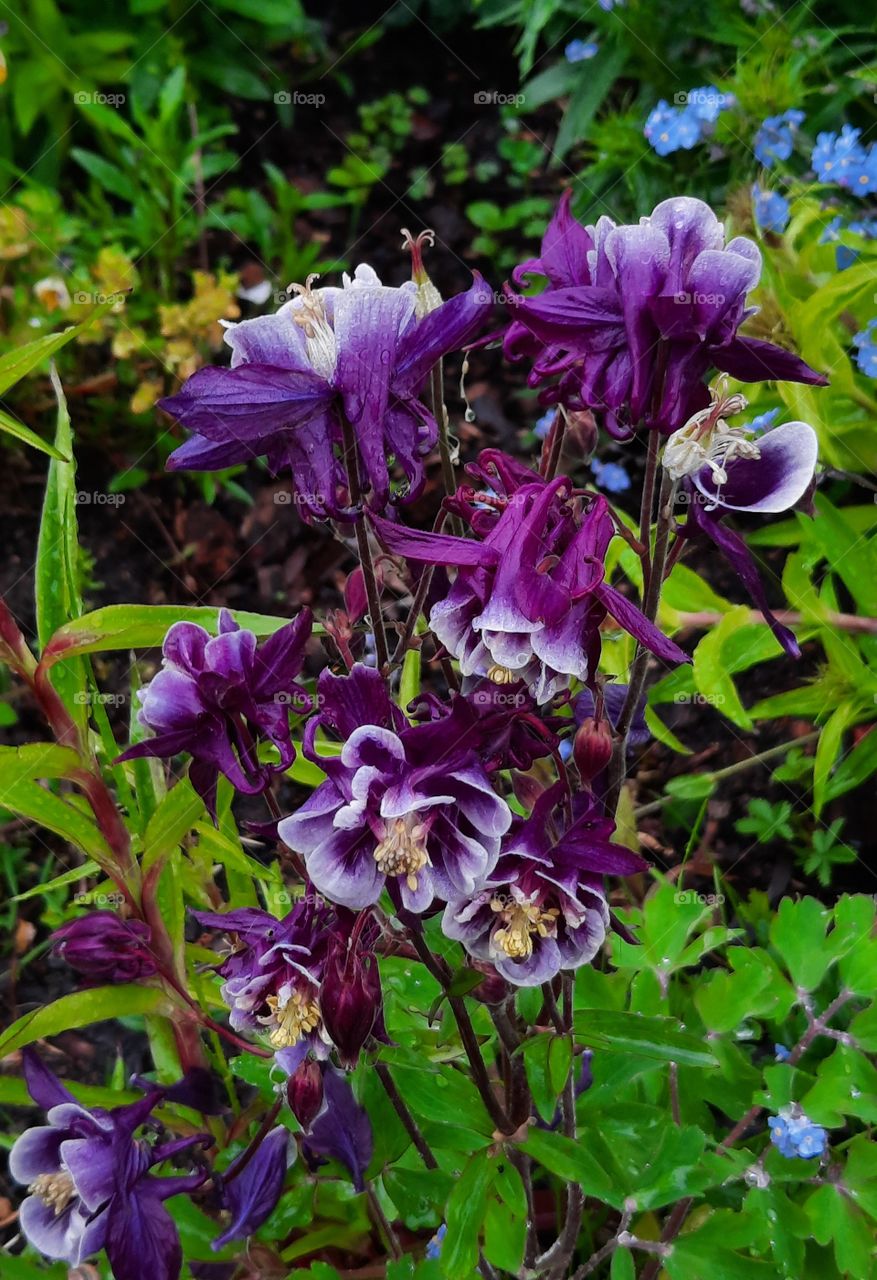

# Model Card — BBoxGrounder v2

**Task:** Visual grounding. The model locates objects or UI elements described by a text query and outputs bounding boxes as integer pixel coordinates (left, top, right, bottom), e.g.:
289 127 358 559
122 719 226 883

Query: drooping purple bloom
666 394 819 656
278 666 511 912
213 1126 291 1249
159 265 491 521
10 1050 204 1280
373 449 689 705
192 898 335 1066
319 913 388 1068
443 785 647 986
407 682 561 773
118 609 312 815
52 911 157 984
574 684 650 751
302 1068 374 1191
504 194 826 437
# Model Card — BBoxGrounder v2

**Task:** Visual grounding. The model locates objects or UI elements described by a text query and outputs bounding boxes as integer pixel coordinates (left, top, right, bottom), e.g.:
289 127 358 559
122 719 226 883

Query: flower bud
469 961 509 1006
286 1059 324 1131
52 912 157 984
573 717 613 785
319 928 383 1069
343 568 369 624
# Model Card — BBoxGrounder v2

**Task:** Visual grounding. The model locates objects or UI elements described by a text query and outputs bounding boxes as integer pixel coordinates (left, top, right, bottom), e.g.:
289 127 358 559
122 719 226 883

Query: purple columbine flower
373 449 688 704
118 609 312 815
319 912 388 1068
192 898 335 1069
213 1126 291 1250
10 1050 204 1280
442 784 647 985
158 265 491 521
52 911 157 984
277 665 511 912
504 193 826 437
302 1067 374 1191
665 388 819 655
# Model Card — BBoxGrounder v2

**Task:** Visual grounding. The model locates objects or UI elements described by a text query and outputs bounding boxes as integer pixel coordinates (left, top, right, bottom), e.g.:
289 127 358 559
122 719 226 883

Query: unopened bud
573 717 613 784
343 568 368 624
320 929 383 1068
469 961 509 1006
286 1058 324 1131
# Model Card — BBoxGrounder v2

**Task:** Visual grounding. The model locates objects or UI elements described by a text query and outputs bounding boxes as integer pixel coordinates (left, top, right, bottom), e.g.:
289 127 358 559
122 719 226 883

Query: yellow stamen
264 990 321 1049
30 1171 76 1216
490 898 561 959
487 663 517 685
374 815 430 892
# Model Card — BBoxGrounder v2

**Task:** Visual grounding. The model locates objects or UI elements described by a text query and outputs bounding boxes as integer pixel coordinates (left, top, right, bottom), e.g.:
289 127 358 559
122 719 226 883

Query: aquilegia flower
443 784 647 985
769 1106 828 1159
752 184 790 234
52 911 157 984
753 110 805 168
373 449 688 704
666 387 819 655
278 665 511 912
192 898 334 1070
10 1050 204 1280
505 194 825 436
159 264 491 520
118 609 312 814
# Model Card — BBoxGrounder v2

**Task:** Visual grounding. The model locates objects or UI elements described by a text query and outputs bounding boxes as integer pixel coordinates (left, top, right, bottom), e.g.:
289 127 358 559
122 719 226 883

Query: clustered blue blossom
812 125 877 195
769 1106 828 1159
591 457 632 493
852 319 877 378
821 214 877 270
644 86 729 156
752 184 790 233
754 110 805 168
426 1224 447 1259
749 408 781 434
565 39 599 62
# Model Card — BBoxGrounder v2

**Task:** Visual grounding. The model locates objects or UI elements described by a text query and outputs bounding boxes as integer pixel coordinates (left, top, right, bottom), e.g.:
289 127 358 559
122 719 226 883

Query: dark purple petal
394 273 493 390
713 336 827 386
370 512 499 567
8 1126 66 1183
159 364 333 444
19 1195 108 1264
593 584 690 665
304 1069 373 1191
512 189 594 289
250 609 313 698
105 1181 183 1280
212 1126 291 1249
21 1048 77 1110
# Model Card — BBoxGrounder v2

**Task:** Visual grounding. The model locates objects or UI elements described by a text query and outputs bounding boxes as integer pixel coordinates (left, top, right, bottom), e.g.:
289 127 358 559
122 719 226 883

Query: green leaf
813 700 858 818
35 368 87 728
692 606 754 730
442 1150 497 1280
142 778 204 872
0 984 170 1055
0 742 81 786
42 604 317 663
378 1057 494 1136
0 405 69 459
520 1127 618 1205
770 898 832 990
554 47 626 160
0 306 112 398
573 1009 717 1068
0 777 113 862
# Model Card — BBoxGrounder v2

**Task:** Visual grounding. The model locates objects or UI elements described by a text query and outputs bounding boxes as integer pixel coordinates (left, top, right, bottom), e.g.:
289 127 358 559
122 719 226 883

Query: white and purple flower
278 666 511 912
159 264 491 521
442 785 646 985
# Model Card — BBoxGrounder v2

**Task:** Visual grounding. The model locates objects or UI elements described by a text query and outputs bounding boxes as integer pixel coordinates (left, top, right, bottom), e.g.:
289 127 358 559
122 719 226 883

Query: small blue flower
598 0 623 9
534 409 555 440
686 85 728 125
644 101 701 156
769 1106 827 1160
773 1042 791 1061
848 146 877 197
591 458 632 493
754 110 805 168
426 1223 447 1260
812 125 867 186
565 39 599 63
752 184 790 233
853 319 877 378
750 409 781 435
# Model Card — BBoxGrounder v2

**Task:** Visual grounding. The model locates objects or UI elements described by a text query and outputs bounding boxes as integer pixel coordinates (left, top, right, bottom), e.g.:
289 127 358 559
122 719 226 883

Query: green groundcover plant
1 173 876 1280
